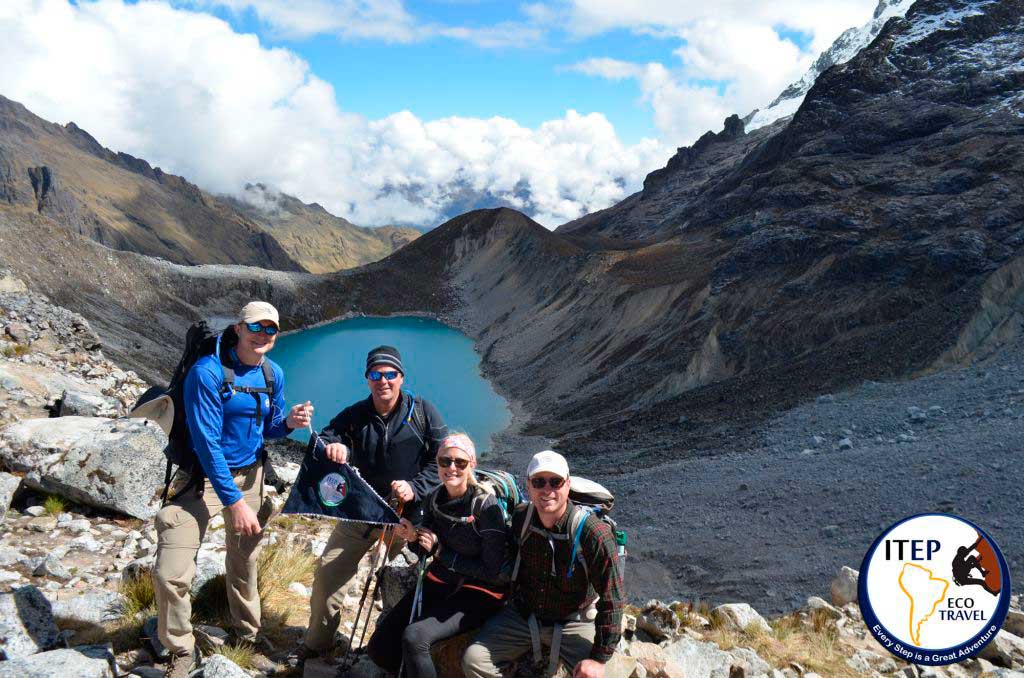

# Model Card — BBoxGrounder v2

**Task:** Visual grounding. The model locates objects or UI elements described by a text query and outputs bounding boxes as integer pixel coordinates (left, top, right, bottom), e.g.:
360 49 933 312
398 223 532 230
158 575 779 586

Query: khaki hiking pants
462 605 597 678
303 520 405 651
153 464 268 655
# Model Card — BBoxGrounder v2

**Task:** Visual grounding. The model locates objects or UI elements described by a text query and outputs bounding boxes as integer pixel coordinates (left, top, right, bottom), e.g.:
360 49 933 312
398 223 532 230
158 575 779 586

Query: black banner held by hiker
282 433 400 526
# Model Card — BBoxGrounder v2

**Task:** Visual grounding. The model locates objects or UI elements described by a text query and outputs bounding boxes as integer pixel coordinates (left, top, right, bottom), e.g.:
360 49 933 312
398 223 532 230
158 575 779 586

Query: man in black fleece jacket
297 345 448 658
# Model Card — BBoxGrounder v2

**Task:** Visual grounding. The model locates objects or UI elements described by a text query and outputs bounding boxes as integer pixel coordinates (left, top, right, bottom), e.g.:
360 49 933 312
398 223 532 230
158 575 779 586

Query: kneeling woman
367 433 509 677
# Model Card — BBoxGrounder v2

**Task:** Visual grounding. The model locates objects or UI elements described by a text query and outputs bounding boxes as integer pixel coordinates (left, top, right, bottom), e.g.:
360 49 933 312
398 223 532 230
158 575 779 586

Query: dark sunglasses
438 456 470 470
529 476 565 490
244 322 279 336
368 370 400 381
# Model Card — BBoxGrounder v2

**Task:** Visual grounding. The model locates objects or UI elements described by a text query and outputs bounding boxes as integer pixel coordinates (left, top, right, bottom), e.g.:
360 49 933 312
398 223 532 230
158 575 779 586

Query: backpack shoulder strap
221 365 235 392
510 503 535 583
410 397 427 438
567 506 594 581
261 361 275 392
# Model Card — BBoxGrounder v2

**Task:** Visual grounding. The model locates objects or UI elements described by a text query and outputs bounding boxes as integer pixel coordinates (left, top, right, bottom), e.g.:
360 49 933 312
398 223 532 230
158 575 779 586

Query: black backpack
132 322 276 500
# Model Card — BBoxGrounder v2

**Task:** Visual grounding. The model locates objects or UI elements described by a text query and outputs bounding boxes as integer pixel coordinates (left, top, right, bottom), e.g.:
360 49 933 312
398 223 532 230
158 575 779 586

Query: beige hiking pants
462 605 597 678
303 520 405 651
153 464 267 655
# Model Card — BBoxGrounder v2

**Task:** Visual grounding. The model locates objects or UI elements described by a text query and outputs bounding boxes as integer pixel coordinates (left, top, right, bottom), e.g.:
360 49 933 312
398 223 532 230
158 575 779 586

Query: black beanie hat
365 345 404 377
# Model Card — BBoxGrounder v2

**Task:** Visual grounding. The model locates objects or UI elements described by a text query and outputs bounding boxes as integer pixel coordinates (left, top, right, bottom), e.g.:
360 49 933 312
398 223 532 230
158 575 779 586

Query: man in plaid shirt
463 451 624 678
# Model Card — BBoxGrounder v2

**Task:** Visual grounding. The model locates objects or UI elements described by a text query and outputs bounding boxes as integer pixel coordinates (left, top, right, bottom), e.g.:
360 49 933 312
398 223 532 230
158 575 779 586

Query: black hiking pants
367 574 504 678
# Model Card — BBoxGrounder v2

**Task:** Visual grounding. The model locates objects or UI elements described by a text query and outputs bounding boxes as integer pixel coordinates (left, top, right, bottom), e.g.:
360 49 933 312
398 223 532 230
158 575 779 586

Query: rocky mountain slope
222 184 420 274
0 95 414 273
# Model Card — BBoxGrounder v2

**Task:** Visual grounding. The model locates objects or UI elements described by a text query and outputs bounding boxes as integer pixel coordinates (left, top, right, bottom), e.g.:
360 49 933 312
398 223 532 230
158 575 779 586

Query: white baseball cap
239 301 279 327
527 450 570 479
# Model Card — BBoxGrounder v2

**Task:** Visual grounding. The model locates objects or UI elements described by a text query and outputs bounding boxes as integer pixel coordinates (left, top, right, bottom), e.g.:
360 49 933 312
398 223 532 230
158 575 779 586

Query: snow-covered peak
746 0 915 131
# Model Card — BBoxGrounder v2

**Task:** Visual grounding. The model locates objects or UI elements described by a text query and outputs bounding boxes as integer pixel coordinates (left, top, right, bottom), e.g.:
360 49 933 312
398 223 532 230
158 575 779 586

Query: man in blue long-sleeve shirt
154 301 312 678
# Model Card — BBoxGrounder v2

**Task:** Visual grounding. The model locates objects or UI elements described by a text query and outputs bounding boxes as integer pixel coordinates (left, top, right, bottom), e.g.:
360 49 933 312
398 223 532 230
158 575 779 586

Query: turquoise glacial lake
272 316 511 453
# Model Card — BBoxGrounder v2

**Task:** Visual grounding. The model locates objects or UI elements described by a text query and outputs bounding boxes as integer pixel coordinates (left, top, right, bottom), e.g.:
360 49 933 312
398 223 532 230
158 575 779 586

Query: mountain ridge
0 95 417 273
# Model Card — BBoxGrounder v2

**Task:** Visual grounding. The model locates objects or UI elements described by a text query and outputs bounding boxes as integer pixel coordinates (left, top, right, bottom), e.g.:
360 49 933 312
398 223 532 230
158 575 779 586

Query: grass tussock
55 575 156 654
43 494 67 516
119 571 157 621
192 541 316 645
706 609 857 678
257 541 317 607
212 642 256 669
0 342 30 358
671 600 712 629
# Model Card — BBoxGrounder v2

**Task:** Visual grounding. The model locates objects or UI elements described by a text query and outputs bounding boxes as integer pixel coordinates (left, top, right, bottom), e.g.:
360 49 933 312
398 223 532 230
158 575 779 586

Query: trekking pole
356 516 403 650
397 554 429 677
345 497 406 659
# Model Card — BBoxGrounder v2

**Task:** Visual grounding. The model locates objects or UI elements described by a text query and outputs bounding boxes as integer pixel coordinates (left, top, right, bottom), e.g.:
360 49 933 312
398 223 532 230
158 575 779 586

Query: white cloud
567 57 645 80
434 21 545 48
561 0 878 145
184 0 420 41
186 0 547 48
0 0 666 228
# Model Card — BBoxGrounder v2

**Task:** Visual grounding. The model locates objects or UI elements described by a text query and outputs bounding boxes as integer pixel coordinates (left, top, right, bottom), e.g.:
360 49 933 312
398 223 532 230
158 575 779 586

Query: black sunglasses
438 456 470 470
244 322 279 336
368 370 400 382
529 476 565 490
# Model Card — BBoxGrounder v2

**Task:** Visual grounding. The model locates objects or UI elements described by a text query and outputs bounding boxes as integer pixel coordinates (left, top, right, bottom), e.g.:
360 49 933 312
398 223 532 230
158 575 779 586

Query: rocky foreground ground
2 274 1024 677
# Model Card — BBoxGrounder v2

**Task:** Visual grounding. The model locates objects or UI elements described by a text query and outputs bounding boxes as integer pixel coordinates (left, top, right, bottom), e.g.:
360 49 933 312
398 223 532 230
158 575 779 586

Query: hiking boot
283 643 321 669
163 647 200 678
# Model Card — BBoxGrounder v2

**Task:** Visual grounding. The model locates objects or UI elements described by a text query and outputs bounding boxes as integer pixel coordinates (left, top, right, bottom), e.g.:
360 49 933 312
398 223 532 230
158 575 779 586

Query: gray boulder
0 585 61 659
0 644 116 677
980 630 1024 668
0 416 167 519
0 546 24 567
637 600 679 641
4 322 30 344
33 554 72 581
51 590 125 626
58 389 118 417
192 544 227 596
830 566 859 606
201 654 250 678
710 603 771 635
378 553 420 616
0 471 19 522
662 635 737 678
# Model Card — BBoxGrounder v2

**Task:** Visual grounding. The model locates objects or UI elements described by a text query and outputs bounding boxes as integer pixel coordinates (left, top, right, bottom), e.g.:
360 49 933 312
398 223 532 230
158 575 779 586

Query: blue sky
3 0 880 227
197 3 691 143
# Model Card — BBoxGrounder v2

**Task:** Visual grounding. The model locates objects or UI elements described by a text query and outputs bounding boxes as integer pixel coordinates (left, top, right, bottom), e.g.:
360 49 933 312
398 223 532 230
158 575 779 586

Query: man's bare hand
324 443 348 464
228 499 262 537
391 480 414 502
287 401 313 429
394 518 417 542
573 659 604 678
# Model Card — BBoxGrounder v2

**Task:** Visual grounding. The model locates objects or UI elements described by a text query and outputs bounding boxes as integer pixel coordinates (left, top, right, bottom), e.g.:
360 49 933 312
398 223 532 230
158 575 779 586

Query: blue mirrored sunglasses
244 322 279 336
368 370 400 382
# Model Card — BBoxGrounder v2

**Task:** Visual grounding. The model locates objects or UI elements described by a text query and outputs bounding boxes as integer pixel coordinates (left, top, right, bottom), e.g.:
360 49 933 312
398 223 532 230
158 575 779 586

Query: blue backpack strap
567 506 593 579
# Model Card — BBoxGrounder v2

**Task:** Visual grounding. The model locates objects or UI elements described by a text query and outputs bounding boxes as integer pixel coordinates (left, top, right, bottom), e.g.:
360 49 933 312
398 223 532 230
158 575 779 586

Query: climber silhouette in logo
952 537 1001 595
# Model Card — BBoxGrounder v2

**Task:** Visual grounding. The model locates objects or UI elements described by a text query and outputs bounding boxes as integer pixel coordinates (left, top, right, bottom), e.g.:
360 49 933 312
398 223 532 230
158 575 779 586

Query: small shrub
43 495 67 516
